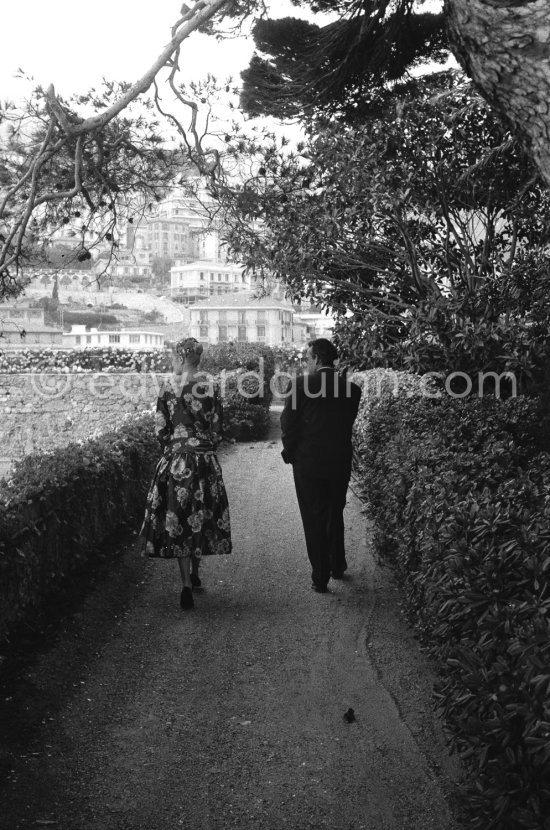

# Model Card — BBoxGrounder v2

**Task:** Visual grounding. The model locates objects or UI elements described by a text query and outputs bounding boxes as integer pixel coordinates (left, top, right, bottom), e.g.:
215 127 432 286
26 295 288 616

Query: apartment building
188 292 299 346
127 187 225 264
170 261 253 304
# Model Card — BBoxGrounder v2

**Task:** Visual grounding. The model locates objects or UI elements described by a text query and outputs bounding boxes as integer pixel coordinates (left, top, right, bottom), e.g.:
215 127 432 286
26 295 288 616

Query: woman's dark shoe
190 572 202 588
180 586 194 609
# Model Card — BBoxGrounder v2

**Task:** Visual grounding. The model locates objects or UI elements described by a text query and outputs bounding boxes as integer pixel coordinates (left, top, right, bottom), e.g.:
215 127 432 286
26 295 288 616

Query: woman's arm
155 392 172 450
210 385 224 447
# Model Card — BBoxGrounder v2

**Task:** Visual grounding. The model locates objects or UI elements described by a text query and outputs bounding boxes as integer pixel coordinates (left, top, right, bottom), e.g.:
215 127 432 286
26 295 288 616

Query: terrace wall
0 373 162 474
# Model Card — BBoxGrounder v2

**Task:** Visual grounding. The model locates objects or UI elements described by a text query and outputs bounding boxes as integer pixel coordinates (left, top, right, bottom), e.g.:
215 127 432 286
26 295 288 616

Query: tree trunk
445 0 550 189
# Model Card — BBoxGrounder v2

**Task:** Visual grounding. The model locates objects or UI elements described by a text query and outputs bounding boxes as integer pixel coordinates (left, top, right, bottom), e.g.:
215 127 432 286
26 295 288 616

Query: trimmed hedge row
357 392 550 829
0 347 169 373
0 415 159 645
0 342 276 378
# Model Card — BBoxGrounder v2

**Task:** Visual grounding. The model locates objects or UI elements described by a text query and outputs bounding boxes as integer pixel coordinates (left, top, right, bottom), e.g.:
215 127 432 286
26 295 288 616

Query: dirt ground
0 412 463 830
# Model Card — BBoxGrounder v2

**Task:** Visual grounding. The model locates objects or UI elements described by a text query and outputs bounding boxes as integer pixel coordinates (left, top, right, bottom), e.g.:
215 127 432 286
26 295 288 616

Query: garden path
0 411 461 830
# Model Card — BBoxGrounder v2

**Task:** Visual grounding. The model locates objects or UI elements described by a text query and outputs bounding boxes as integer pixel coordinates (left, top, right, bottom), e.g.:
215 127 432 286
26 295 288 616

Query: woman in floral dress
140 337 232 609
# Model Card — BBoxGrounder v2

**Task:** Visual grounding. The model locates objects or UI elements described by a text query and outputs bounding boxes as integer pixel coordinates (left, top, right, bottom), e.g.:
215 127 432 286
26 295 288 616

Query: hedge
357 391 550 829
0 414 159 645
0 342 276 381
0 347 170 373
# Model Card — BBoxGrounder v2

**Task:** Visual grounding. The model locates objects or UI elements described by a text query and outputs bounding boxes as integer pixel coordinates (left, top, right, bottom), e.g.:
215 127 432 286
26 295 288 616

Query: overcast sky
1 1 443 100
0 1 326 103
0 0 447 149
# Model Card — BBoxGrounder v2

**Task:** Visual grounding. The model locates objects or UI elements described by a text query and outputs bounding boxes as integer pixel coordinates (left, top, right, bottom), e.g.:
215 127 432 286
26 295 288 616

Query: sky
0 0 324 103
0 0 448 148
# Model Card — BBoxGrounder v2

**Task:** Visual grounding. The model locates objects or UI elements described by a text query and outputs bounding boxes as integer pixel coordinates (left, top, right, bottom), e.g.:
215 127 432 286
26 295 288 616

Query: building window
218 325 228 342
256 325 266 338
200 272 205 281
217 286 223 294
257 310 266 322
86 336 92 344
200 325 208 338
225 274 229 282
109 334 121 343
129 334 140 343
219 310 227 322
238 326 247 342
238 311 246 324
75 335 81 345
199 310 208 322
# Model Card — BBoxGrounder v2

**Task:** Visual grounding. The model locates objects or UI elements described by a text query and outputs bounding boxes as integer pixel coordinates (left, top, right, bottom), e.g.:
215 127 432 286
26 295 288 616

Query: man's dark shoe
311 582 329 593
180 586 194 609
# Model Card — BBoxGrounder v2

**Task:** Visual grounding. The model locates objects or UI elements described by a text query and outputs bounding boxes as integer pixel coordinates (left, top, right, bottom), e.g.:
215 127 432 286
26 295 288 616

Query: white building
293 304 336 340
188 292 300 346
63 325 164 350
127 184 226 265
170 260 253 305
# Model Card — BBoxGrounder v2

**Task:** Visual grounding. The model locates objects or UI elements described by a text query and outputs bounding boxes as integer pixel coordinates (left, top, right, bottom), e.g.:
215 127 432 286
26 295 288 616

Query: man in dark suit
281 339 361 592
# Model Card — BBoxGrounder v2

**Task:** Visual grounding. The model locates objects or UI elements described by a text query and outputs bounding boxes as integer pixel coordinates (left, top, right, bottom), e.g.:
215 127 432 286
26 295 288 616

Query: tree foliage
0 0 264 299
212 72 550 388
0 81 180 296
241 0 448 120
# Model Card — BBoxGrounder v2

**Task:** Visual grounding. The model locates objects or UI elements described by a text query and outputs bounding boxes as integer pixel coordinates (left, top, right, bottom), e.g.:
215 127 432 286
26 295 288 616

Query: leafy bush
196 343 275 411
199 341 275 381
358 394 550 829
222 390 271 442
350 368 431 475
0 414 158 645
271 343 304 372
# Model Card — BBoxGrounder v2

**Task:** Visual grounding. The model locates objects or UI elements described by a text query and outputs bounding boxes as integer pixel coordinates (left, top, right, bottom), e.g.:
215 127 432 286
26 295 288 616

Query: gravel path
0 413 462 830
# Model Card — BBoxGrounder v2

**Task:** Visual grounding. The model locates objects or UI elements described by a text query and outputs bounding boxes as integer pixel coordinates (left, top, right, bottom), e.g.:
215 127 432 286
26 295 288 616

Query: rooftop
7 323 63 334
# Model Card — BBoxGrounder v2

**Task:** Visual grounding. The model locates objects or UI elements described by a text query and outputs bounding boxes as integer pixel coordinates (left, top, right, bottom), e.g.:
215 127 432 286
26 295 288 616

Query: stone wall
0 373 165 473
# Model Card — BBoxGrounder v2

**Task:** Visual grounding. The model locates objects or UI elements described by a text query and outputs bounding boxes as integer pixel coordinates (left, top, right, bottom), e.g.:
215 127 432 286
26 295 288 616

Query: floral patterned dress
140 374 232 559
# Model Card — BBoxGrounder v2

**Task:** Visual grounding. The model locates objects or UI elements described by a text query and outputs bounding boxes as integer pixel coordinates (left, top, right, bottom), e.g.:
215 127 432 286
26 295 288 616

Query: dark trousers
292 467 350 588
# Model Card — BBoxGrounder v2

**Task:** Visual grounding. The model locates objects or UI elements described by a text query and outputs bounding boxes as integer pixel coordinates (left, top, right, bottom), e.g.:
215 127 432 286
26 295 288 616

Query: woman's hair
308 338 338 366
175 337 204 364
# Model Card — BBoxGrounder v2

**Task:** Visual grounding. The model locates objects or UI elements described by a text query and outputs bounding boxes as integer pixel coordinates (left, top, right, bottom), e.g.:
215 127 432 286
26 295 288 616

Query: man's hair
308 338 338 366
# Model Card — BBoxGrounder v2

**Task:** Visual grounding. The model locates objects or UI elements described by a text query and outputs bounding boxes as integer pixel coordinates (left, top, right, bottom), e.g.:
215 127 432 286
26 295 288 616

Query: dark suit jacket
280 368 361 479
